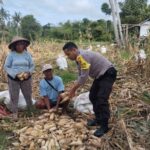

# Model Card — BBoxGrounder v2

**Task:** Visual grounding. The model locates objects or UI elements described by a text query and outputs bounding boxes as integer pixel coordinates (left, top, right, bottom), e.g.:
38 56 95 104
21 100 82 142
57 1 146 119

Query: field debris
0 42 150 150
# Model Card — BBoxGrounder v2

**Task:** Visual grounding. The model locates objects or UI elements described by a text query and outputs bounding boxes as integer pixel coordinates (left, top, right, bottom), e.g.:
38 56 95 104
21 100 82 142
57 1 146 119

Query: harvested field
0 41 150 150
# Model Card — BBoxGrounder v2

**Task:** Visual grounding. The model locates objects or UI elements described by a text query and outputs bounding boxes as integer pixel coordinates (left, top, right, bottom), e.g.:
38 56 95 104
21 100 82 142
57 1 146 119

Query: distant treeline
0 0 150 42
0 8 114 42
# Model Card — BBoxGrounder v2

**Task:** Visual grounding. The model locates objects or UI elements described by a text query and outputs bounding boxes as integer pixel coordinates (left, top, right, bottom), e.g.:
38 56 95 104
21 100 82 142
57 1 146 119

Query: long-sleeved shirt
4 50 35 79
76 50 113 85
40 76 64 102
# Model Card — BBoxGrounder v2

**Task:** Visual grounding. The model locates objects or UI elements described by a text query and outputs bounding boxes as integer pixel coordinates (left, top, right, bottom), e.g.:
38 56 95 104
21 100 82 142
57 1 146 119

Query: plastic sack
100 46 107 54
139 49 146 59
135 49 147 61
0 90 36 111
56 55 68 70
73 92 93 114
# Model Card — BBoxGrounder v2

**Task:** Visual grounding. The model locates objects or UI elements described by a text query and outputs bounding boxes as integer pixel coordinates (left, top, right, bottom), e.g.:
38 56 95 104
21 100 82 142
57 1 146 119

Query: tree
42 23 52 39
94 19 114 41
72 21 80 40
0 7 9 23
61 20 73 40
0 7 10 41
101 0 125 46
82 18 90 26
12 12 22 35
0 7 9 28
0 6 115 42
119 0 150 24
20 15 42 40
101 3 111 15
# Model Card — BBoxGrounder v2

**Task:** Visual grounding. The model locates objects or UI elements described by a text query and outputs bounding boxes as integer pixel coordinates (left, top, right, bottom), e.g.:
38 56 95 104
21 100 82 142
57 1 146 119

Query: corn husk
1 42 148 150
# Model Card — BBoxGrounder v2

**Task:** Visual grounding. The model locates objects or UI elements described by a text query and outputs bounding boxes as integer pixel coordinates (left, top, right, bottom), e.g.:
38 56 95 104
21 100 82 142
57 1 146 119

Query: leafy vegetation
1 0 150 43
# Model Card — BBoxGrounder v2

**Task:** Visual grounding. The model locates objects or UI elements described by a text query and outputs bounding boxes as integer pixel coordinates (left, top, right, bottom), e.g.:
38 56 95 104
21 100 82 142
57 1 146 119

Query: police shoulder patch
76 55 90 69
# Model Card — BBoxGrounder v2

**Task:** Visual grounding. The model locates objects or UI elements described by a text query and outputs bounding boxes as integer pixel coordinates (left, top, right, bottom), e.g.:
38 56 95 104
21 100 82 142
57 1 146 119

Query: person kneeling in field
36 64 66 110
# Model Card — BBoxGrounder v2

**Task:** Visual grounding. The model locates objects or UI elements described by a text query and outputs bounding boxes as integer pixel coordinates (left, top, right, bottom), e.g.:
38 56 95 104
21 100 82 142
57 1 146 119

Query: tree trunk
114 0 125 46
125 24 129 46
109 0 121 46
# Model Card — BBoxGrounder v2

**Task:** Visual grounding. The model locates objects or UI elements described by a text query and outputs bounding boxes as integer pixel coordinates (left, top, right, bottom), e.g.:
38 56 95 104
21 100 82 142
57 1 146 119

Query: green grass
55 69 77 85
120 50 132 60
0 132 6 150
142 91 150 104
22 106 42 117
54 59 77 85
116 107 137 118
0 131 11 150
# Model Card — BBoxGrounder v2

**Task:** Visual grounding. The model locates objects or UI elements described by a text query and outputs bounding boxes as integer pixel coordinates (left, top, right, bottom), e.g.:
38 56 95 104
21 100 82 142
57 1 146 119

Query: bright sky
1 0 112 25
1 0 149 25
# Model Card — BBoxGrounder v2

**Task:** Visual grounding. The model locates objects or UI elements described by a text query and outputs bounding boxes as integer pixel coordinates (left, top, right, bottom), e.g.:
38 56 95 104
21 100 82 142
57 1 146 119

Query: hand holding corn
17 72 30 81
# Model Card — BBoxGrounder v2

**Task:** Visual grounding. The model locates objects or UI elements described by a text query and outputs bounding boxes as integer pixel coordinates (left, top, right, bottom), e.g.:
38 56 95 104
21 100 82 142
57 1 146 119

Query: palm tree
12 12 22 35
0 7 9 22
0 7 10 41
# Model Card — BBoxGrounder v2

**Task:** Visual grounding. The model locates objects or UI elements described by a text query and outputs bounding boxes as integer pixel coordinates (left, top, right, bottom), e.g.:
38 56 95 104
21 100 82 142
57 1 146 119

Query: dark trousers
89 67 117 126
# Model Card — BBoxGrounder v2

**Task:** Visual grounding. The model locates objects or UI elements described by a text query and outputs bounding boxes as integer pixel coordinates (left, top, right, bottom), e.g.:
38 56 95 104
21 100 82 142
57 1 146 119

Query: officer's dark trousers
89 67 117 126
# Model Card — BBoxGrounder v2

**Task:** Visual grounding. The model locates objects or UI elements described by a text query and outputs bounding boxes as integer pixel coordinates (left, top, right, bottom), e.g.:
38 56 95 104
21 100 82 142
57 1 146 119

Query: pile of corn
12 109 102 150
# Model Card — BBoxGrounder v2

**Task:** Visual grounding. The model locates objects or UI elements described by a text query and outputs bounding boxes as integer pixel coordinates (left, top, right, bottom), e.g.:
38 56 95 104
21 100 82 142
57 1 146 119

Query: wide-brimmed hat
8 36 30 49
42 64 53 72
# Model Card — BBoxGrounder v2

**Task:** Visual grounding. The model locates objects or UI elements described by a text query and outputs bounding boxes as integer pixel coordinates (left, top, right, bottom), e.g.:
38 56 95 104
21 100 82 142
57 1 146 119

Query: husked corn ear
17 72 24 78
60 92 69 99
60 96 70 104
23 72 29 79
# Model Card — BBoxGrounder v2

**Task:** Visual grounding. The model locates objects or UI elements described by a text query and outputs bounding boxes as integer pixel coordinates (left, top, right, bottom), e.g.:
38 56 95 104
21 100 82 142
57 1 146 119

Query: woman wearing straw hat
4 36 35 120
